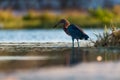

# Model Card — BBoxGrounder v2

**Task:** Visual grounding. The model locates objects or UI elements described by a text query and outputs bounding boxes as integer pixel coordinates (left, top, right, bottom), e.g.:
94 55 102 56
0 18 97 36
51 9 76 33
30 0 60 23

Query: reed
93 25 120 47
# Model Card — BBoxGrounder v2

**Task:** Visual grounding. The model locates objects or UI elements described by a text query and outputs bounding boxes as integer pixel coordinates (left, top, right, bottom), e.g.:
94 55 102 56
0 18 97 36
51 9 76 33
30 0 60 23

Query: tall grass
93 25 120 47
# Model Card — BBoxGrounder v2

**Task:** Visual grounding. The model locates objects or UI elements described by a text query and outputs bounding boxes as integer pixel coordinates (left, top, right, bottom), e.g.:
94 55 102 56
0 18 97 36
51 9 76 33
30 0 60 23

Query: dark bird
54 19 89 49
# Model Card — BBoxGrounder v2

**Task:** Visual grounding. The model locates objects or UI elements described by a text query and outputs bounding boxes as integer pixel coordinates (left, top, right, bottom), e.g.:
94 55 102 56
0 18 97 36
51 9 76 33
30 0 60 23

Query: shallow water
0 29 119 80
0 47 119 80
0 29 104 42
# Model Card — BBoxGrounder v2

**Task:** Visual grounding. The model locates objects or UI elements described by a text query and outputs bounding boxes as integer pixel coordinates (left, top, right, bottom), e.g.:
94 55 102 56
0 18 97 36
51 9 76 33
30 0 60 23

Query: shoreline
0 42 119 55
0 41 94 47
0 42 119 72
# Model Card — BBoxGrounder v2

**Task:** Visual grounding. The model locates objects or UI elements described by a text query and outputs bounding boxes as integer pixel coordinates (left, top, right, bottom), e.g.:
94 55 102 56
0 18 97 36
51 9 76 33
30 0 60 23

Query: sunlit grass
0 9 120 29
93 25 120 47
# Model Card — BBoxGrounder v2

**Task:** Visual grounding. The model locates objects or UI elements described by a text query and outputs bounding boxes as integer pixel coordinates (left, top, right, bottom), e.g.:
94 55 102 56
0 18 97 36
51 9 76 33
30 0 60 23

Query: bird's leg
77 39 80 54
72 38 74 54
77 39 80 48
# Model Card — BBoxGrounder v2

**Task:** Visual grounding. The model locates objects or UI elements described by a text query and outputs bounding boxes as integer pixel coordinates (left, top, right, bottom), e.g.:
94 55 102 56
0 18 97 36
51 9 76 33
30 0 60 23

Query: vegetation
0 7 120 29
89 8 114 24
93 25 120 47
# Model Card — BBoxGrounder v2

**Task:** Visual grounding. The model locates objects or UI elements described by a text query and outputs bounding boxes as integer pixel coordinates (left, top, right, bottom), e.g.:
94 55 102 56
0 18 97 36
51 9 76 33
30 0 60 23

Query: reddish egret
54 19 89 49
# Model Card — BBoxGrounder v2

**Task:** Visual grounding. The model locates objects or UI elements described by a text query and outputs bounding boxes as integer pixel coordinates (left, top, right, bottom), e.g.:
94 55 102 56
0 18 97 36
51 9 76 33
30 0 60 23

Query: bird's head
54 19 70 28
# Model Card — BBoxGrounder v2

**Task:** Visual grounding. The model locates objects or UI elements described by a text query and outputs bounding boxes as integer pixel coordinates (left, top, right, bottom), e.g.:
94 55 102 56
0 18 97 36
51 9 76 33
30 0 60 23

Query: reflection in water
67 47 89 66
68 48 83 66
0 47 120 80
0 47 119 71
65 47 120 66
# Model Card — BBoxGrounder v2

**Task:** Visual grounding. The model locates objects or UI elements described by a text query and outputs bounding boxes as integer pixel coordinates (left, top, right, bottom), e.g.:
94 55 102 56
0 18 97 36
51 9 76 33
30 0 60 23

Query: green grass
0 9 120 29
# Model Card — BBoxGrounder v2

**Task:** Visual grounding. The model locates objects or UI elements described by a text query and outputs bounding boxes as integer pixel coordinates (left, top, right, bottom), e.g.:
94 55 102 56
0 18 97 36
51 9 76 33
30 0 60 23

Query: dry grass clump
94 25 120 47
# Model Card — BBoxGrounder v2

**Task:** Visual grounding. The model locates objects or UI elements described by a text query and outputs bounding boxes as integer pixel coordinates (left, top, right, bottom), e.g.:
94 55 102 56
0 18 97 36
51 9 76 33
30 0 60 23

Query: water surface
0 29 104 42
0 47 119 80
0 29 119 80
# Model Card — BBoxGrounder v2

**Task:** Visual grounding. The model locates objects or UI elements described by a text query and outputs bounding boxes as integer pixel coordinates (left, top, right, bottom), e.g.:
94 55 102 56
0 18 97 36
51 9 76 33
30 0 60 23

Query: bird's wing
67 24 85 39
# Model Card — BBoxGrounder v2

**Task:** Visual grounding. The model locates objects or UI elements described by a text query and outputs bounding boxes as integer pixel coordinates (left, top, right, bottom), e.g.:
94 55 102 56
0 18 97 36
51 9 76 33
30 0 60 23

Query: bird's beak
54 24 58 28
54 22 59 28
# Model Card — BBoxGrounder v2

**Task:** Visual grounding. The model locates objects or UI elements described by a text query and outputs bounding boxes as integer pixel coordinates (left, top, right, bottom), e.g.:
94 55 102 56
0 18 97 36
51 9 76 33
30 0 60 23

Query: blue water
0 29 104 42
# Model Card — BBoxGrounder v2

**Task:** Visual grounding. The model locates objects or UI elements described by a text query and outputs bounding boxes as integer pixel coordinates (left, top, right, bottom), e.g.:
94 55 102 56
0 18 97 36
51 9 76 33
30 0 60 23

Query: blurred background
0 0 120 29
0 1 120 80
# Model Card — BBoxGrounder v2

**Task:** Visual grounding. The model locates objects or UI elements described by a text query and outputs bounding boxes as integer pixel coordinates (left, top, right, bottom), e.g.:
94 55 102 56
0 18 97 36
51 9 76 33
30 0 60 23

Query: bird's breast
63 27 70 35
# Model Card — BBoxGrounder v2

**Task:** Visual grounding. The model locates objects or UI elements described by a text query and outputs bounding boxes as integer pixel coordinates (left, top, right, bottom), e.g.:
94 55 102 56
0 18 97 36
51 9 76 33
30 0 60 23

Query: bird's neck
64 21 70 28
63 23 70 35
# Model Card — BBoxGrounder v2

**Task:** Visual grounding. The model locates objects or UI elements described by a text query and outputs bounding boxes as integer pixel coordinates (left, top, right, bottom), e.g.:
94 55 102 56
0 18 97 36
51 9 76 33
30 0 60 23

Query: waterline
0 56 57 60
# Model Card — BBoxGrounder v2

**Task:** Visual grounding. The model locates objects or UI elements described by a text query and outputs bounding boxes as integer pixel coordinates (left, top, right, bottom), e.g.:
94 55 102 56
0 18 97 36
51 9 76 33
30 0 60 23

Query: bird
54 19 89 51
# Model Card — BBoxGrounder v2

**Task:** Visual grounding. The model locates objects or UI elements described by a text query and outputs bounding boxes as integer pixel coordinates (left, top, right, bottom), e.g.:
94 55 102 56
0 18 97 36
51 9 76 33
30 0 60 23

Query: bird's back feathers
67 24 89 40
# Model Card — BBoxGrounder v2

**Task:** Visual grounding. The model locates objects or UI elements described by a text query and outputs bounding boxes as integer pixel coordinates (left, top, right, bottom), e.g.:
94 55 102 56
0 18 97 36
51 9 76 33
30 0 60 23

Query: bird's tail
84 34 89 40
